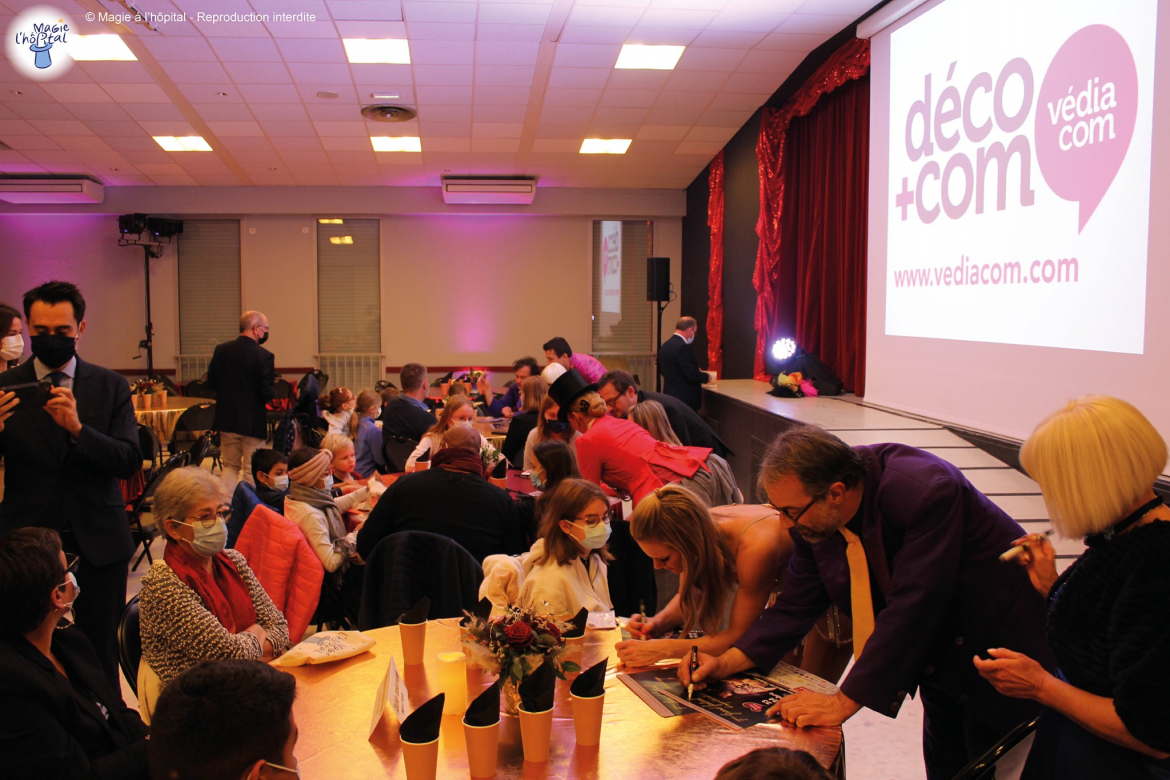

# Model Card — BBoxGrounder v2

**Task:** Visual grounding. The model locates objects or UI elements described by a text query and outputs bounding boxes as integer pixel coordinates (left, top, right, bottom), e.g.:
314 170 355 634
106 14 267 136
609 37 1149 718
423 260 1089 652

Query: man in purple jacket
683 426 1055 780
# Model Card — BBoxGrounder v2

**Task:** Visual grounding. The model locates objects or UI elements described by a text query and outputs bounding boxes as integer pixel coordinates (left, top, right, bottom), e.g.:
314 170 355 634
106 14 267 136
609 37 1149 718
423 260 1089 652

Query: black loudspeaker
647 257 670 302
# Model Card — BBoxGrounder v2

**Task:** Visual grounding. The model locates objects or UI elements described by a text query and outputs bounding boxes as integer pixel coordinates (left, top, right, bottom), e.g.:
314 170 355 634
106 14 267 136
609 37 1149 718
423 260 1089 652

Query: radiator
176 355 212 384
316 354 384 393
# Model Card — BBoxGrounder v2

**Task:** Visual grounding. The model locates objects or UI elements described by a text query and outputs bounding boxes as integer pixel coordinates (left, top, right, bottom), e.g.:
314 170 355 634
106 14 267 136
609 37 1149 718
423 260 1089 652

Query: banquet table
134 396 214 447
286 622 844 780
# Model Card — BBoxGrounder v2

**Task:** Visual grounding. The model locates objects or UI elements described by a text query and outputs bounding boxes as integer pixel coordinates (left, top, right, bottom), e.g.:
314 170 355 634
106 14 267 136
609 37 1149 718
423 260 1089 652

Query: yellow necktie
839 526 875 659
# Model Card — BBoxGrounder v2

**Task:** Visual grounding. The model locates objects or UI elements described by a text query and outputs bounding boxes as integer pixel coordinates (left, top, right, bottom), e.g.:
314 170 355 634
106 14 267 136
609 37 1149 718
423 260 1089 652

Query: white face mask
682 333 695 345
1 333 23 361
60 571 80 610
322 474 334 491
265 474 289 491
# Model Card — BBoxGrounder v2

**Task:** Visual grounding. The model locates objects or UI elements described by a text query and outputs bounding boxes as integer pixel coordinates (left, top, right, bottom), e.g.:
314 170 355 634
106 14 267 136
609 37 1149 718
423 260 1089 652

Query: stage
703 380 1084 570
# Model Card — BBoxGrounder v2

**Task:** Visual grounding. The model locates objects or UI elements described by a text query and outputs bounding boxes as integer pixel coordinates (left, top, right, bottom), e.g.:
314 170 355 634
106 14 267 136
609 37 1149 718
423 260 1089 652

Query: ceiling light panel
370 136 422 152
153 136 213 152
70 35 137 62
615 45 686 70
343 39 411 64
580 139 632 154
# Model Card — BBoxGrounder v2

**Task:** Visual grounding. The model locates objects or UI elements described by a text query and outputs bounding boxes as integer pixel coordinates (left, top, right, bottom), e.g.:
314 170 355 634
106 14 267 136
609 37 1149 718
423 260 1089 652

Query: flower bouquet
461 605 580 714
131 378 164 409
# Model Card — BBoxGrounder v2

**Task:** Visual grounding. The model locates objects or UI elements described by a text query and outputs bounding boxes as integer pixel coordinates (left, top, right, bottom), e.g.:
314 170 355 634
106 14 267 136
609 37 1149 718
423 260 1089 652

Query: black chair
168 402 216 458
137 424 161 483
187 430 213 469
184 374 216 400
357 531 483 630
117 596 142 696
127 451 189 570
950 717 1039 780
382 434 418 473
157 375 180 397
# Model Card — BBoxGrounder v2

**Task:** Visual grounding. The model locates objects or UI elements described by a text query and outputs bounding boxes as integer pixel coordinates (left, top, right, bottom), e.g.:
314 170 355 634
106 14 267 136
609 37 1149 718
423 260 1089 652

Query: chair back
156 375 180 396
950 718 1039 780
357 531 483 630
117 596 142 696
186 430 213 468
185 375 217 400
168 402 216 452
268 378 296 411
129 451 189 517
382 434 418 473
137 424 161 477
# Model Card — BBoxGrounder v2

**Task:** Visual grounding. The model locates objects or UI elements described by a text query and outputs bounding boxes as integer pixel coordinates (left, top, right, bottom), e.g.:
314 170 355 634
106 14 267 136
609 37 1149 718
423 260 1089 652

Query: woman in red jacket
547 370 740 507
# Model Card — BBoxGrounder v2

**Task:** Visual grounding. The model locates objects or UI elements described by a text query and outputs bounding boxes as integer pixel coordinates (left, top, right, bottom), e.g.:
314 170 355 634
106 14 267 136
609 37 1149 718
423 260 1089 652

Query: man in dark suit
657 316 710 411
598 369 732 458
0 281 141 690
380 362 437 444
206 311 275 492
683 427 1056 780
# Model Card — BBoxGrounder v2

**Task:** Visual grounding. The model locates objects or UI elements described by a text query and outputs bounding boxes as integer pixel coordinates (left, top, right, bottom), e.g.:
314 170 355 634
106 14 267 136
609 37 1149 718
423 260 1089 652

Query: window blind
178 220 242 357
592 220 654 356
317 218 381 354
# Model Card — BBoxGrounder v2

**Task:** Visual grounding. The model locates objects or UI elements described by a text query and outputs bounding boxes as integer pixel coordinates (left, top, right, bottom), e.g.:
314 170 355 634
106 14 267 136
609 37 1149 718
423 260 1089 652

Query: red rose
503 621 535 650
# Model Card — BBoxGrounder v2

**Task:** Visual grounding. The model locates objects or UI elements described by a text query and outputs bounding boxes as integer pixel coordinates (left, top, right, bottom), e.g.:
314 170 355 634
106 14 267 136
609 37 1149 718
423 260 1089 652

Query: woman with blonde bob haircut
615 485 794 666
974 396 1170 778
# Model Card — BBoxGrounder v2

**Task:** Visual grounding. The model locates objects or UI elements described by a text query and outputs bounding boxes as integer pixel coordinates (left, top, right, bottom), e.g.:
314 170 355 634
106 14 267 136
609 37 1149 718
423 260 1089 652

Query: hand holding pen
1000 529 1058 597
687 645 700 701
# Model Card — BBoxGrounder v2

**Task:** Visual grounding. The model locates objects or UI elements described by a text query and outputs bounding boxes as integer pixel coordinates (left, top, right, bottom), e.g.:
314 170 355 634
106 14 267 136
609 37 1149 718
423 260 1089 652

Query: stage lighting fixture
147 217 184 239
772 338 797 362
118 213 148 235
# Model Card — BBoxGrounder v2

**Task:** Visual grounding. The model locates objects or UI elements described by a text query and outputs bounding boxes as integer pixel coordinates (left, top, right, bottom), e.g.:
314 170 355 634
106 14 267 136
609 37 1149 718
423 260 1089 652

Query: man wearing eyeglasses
681 425 1057 780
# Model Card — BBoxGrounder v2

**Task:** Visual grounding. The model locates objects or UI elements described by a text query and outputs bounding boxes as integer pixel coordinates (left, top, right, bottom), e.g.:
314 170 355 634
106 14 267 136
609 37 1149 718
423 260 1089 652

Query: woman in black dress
974 396 1170 778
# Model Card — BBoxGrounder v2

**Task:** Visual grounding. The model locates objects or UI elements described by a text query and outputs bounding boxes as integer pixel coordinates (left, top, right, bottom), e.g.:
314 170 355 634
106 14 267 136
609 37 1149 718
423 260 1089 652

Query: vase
502 678 521 716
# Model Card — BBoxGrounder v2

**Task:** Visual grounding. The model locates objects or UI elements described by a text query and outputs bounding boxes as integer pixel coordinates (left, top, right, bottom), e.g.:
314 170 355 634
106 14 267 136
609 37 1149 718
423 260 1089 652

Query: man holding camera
0 281 141 691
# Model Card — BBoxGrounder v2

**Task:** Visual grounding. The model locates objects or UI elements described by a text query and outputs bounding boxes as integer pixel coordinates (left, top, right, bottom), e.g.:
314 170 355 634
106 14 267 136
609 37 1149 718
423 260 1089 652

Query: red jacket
234 505 324 644
575 415 712 505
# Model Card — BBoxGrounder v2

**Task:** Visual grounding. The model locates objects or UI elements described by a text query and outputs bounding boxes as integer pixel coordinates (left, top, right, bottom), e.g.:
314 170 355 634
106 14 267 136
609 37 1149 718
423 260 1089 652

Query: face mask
683 334 695 345
264 474 289 491
458 420 475 428
263 760 300 778
545 418 569 434
175 519 228 557
322 475 334 491
30 334 76 368
257 329 269 345
59 571 80 610
570 521 612 550
1 334 23 361
530 470 545 490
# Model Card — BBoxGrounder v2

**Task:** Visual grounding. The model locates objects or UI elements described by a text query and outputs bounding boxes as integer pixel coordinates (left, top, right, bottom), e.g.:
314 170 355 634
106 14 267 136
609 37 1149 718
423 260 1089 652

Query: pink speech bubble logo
1035 25 1138 233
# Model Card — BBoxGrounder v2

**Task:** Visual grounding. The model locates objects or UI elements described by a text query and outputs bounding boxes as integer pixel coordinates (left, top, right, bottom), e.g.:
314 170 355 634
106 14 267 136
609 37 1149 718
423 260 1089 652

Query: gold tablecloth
286 622 843 779
134 396 214 447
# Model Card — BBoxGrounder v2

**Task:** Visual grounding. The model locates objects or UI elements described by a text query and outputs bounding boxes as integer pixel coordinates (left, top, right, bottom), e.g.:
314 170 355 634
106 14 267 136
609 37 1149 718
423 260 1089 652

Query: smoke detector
360 104 418 123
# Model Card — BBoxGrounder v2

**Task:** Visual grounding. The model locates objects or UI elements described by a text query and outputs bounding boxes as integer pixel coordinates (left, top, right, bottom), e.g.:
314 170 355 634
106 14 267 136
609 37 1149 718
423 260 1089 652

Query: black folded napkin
400 596 430 625
563 607 588 638
518 659 556 713
491 459 507 478
570 658 607 698
400 693 445 744
464 681 501 727
461 597 493 626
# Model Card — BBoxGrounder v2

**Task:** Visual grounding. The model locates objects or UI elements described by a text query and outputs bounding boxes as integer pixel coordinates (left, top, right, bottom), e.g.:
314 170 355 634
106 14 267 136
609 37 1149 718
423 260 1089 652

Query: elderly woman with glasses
139 467 289 717
516 478 615 618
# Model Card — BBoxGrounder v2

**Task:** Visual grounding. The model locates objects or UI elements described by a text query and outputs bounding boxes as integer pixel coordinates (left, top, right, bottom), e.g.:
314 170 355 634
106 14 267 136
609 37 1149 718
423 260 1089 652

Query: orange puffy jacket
235 505 324 645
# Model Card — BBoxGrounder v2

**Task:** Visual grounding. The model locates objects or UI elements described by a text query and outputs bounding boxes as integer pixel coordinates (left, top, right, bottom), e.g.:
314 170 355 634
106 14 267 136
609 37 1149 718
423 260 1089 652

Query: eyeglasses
764 494 825 523
181 507 232 528
64 553 80 574
568 510 611 528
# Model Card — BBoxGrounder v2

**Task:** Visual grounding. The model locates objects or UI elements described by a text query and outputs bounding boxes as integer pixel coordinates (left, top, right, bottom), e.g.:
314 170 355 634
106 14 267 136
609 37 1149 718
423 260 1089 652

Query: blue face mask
530 469 545 490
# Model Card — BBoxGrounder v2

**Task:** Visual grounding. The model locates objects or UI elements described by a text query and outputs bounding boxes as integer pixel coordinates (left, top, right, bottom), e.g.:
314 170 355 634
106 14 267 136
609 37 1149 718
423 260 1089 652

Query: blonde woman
629 399 742 506
615 485 792 666
522 394 580 473
975 397 1170 778
520 479 614 618
405 395 497 471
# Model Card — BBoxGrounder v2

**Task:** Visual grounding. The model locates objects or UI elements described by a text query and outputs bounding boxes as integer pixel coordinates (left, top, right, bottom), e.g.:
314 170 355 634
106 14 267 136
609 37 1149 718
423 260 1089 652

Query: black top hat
546 369 598 424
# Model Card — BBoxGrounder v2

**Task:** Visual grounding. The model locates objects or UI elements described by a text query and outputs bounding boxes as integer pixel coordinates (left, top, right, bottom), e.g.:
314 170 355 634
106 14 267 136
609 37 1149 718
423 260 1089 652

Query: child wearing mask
320 387 356 436
251 449 289 512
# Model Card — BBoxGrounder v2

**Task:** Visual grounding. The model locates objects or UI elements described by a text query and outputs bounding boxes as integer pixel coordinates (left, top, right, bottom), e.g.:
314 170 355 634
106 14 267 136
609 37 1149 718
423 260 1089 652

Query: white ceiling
0 0 875 189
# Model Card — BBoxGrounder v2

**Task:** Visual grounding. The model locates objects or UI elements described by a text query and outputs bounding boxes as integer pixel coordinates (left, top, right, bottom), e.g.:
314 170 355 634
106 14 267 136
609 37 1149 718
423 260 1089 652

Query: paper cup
436 652 467 714
401 736 439 780
518 707 553 763
462 720 500 778
489 476 507 489
571 692 605 746
412 460 430 472
703 370 717 387
399 621 426 666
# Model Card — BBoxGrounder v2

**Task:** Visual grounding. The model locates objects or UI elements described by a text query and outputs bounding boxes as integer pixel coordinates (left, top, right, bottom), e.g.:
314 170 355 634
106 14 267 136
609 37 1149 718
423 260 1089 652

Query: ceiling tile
270 137 324 150
684 125 736 142
722 70 784 93
757 31 832 51
547 67 610 89
193 102 261 120
776 13 854 34
408 22 476 40
676 47 747 71
106 137 168 153
224 61 293 84
475 65 534 87
52 136 113 151
598 89 659 107
207 37 282 61
219 138 276 153
204 120 265 136
160 61 232 83
104 83 174 104
41 83 113 103
137 119 198 136
470 137 520 153
192 19 270 38
709 2 799 31
706 91 768 111
84 120 148 136
76 62 157 84
553 44 621 69
415 105 471 122
738 49 804 73
415 85 475 105
409 39 476 65
264 19 339 39
540 104 595 124
286 62 352 83
404 1 477 23
67 104 134 121
544 88 602 107
422 138 471 152
348 64 413 85
313 121 368 136
0 119 39 135
474 41 540 66
472 105 524 122
418 120 472 136
535 121 589 138
472 86 531 105
475 23 544 41
643 106 703 124
648 0 727 9
478 3 551 25
9 102 74 120
176 83 244 103
593 106 648 124
625 27 699 45
333 21 407 37
635 124 689 140
653 90 714 108
605 69 670 89
413 65 474 86
471 122 523 138
638 8 715 26
321 137 371 151
139 36 218 62
303 103 356 121
259 120 318 136
123 103 187 121
689 29 767 48
30 119 94 136
2 136 60 151
696 108 754 126
675 139 724 155
558 25 631 44
568 4 644 26
794 0 876 15
236 84 306 104
327 0 404 21
276 38 347 63
663 70 728 91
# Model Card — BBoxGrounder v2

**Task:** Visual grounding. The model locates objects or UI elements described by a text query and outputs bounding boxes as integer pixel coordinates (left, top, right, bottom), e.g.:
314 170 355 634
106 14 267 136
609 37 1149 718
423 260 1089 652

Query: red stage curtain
706 151 725 377
752 38 871 392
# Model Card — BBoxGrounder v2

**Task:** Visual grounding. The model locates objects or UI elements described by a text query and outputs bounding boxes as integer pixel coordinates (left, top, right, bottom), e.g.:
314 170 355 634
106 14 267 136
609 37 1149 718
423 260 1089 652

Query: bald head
240 311 268 333
442 425 480 452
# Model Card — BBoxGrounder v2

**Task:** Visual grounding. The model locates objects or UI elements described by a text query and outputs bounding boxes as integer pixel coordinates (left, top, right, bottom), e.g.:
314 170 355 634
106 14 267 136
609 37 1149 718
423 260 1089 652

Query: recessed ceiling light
615 44 685 70
316 91 339 100
10 90 24 96
329 236 354 245
370 92 400 100
370 136 421 153
70 35 137 61
580 138 631 154
343 39 410 64
153 136 213 152
216 92 229 97
318 218 344 224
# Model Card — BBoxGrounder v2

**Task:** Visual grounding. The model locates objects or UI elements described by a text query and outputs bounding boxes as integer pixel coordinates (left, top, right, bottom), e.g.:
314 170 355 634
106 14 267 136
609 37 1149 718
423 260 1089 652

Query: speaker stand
655 298 669 392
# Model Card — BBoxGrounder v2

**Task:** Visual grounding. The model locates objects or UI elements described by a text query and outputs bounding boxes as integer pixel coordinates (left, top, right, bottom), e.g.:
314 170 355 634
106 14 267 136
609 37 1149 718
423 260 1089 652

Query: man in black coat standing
658 316 710 411
207 311 275 492
0 281 141 690
598 369 732 458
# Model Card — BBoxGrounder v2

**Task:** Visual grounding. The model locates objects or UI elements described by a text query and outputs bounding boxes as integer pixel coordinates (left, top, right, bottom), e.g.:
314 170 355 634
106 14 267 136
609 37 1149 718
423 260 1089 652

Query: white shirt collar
34 356 77 381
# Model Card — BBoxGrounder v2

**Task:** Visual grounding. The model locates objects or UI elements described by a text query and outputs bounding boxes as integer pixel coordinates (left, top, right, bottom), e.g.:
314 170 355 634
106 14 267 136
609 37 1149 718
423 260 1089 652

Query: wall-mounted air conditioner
0 178 104 204
441 177 537 205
